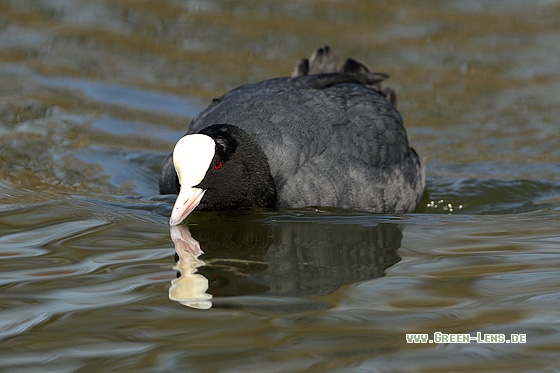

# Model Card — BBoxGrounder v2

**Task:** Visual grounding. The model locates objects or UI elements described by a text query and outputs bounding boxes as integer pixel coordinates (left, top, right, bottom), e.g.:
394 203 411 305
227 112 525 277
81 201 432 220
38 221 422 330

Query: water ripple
36 76 202 118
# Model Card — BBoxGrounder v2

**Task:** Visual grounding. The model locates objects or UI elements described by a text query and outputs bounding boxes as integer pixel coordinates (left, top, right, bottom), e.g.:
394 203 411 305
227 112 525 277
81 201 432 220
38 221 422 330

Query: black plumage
159 46 424 218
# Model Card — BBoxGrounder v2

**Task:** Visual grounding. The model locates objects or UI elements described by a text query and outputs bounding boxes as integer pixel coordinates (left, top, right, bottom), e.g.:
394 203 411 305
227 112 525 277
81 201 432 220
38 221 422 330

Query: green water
1 1 559 371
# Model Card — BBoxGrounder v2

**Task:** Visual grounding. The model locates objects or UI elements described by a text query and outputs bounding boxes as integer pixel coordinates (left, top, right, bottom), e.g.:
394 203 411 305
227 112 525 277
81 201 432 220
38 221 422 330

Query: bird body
159 47 425 225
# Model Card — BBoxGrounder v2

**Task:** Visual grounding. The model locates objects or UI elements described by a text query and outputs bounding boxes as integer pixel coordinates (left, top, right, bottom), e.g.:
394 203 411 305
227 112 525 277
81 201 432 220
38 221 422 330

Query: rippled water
1 1 560 371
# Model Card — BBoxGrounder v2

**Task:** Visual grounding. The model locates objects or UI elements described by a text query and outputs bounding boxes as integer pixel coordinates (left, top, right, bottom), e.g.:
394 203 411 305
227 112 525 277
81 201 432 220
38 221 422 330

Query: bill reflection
169 226 212 309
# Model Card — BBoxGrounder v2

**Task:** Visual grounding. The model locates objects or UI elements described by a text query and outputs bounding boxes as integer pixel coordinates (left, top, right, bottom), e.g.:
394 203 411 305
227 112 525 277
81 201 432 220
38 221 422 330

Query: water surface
1 0 560 371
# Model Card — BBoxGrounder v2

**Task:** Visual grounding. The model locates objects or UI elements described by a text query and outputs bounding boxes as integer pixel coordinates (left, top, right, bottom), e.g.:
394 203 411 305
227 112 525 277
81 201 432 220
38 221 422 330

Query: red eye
214 161 223 170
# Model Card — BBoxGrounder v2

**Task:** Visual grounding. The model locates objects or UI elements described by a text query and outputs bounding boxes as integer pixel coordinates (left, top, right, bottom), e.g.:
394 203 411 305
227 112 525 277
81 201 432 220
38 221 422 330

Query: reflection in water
169 226 212 309
169 217 403 309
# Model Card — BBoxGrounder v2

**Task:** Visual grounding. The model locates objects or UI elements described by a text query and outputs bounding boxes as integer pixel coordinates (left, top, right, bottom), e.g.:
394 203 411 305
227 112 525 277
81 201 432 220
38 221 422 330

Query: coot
159 46 425 225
